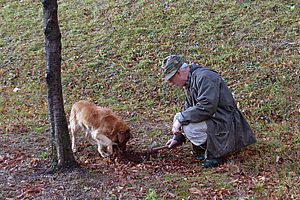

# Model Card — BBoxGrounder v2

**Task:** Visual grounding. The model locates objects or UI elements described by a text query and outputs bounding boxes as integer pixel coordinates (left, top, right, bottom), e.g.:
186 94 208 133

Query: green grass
0 0 299 199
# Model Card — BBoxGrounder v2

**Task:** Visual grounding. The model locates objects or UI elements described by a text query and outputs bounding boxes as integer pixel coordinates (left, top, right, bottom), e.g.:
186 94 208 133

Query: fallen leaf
13 87 20 92
189 187 201 195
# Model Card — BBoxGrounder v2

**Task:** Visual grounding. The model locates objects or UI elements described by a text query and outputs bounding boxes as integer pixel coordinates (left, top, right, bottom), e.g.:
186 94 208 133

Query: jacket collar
185 64 199 88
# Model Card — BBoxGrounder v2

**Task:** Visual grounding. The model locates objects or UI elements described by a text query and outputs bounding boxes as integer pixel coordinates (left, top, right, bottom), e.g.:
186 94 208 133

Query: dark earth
0 121 297 199
0 124 207 199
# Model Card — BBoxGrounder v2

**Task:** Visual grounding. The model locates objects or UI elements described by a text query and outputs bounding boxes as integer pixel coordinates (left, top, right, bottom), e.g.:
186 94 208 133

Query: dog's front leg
97 142 110 158
106 144 114 156
92 131 113 157
85 132 95 145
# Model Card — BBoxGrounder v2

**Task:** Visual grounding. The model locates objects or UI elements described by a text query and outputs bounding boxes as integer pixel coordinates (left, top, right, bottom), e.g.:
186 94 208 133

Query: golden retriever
69 100 131 157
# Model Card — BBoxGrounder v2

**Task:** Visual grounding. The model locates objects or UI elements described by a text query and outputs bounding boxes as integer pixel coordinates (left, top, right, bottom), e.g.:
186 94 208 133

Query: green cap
161 55 184 81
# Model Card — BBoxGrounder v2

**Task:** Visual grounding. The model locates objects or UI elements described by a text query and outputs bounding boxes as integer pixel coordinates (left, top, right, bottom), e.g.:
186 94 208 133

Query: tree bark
42 0 78 171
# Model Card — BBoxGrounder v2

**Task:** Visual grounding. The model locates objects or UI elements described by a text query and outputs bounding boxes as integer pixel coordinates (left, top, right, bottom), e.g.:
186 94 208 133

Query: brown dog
69 100 131 157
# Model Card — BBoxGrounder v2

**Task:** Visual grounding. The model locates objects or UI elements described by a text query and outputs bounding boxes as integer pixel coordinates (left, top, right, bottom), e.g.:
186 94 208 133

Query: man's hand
166 136 183 149
172 119 182 135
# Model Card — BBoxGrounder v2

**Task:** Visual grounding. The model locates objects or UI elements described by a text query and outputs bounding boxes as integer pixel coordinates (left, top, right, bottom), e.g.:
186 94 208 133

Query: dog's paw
101 153 109 158
99 151 111 158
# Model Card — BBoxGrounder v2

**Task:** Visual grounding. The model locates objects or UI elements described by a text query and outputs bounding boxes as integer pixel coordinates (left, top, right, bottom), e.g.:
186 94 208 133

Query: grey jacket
177 64 256 158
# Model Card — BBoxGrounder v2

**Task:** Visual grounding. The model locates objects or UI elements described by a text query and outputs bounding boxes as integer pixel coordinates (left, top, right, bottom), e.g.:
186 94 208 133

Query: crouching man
161 55 256 168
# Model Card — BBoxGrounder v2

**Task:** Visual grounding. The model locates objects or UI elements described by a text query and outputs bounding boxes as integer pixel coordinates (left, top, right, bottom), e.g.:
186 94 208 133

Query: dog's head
112 122 131 152
102 114 131 153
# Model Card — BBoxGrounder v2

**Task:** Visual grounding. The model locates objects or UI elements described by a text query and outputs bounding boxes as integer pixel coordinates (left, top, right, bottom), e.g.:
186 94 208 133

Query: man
161 55 256 168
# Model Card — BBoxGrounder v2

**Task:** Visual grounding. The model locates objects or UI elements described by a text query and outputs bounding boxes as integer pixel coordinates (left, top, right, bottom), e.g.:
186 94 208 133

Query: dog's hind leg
69 111 80 153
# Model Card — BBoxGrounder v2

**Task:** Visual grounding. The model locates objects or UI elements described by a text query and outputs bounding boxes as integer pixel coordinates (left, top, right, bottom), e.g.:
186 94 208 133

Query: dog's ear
117 128 131 151
118 128 131 143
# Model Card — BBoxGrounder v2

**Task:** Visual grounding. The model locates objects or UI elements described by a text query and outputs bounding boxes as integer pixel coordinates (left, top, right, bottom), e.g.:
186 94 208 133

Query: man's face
168 71 186 88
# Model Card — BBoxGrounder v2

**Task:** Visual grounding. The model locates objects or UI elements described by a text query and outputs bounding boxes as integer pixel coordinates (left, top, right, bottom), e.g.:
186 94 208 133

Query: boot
201 158 221 168
192 143 206 161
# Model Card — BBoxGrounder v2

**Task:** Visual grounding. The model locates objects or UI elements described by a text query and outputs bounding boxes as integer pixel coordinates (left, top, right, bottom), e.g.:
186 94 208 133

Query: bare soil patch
0 125 201 199
1 121 298 199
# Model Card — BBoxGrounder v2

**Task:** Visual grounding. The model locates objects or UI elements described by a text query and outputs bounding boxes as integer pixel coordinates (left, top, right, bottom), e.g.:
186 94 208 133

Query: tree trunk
42 0 78 171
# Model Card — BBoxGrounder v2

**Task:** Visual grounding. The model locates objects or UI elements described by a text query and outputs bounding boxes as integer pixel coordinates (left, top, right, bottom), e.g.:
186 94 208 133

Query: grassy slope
0 0 299 199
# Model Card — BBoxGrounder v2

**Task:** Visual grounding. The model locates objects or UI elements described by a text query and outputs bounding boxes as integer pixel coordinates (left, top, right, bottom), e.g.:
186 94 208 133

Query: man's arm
179 75 220 124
